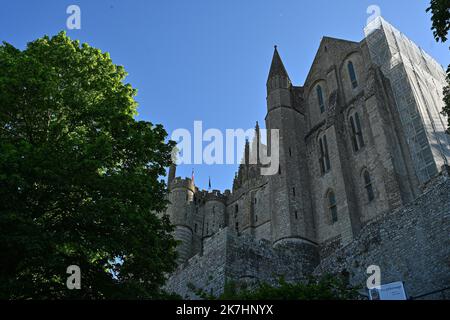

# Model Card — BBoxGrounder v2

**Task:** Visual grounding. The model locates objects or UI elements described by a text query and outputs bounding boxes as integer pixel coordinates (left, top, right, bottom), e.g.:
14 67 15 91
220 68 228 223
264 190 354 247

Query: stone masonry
163 18 450 299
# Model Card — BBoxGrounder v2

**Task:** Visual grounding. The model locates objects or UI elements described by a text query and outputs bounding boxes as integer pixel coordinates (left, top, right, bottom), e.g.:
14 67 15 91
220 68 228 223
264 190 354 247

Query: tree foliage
427 0 450 130
0 32 177 299
427 0 450 42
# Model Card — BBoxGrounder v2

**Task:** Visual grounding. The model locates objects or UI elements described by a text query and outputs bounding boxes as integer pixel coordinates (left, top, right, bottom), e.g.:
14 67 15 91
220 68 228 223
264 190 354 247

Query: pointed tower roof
267 45 290 80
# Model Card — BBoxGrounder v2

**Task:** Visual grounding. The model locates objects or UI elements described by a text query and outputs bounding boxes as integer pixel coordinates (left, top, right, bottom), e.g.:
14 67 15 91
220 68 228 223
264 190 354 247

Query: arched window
319 135 331 174
327 190 338 223
316 85 325 113
349 112 365 152
363 171 375 202
348 61 358 88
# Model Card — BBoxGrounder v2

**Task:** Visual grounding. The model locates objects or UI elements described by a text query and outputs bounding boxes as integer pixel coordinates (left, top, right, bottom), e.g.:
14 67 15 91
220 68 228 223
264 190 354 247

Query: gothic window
319 135 331 174
348 61 358 88
327 190 338 223
194 223 198 233
235 204 238 214
317 85 325 113
363 170 375 202
349 112 365 152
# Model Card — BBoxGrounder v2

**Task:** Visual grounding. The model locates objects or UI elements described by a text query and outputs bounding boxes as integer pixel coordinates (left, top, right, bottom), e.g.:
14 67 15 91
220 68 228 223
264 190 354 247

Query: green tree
427 0 450 131
0 32 178 299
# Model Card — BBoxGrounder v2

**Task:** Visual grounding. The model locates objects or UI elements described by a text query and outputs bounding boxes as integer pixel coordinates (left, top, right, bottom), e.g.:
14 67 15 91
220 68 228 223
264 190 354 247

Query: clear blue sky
1 0 448 191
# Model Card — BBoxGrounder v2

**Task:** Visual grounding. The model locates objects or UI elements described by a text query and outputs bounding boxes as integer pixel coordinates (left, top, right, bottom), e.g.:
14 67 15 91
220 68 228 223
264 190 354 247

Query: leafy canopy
0 32 177 299
427 0 450 131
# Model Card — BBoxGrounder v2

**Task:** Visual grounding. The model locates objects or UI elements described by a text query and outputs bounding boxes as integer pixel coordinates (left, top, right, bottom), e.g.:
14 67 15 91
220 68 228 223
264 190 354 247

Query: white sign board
368 281 407 300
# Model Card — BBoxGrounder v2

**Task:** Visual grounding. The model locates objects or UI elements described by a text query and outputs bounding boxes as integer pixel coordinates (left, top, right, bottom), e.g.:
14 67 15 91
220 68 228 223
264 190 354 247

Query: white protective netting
364 17 450 183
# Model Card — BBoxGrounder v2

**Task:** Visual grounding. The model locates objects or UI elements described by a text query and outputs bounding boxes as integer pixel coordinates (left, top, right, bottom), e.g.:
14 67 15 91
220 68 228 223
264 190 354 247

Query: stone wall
314 171 450 299
164 228 229 299
165 227 319 299
166 171 450 299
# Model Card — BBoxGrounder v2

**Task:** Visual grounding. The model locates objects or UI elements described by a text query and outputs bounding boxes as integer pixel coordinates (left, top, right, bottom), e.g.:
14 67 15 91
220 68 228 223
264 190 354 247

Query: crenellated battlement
170 177 195 192
204 190 228 203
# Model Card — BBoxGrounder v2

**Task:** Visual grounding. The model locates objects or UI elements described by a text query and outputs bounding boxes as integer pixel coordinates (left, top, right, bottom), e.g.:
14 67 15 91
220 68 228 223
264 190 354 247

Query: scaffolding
364 17 450 183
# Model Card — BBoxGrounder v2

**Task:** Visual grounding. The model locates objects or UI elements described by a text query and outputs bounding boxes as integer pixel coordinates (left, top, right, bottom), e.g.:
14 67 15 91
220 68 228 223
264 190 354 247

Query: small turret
267 45 292 96
202 190 227 238
168 163 176 187
166 177 196 264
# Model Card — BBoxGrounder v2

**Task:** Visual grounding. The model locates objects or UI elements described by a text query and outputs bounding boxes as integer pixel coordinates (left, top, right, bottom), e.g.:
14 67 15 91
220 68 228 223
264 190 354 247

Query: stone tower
166 165 196 264
265 47 318 268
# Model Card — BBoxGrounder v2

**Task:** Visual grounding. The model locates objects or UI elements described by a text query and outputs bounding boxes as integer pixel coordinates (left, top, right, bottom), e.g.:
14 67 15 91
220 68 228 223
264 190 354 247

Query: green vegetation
427 0 450 131
0 32 177 299
189 275 360 300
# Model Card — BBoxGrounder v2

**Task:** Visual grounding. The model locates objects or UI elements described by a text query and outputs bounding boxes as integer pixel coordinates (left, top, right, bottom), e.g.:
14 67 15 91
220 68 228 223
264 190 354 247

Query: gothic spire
267 45 290 81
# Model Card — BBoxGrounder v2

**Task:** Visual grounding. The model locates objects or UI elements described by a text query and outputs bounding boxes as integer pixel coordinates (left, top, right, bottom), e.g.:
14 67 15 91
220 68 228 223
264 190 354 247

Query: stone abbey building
164 18 450 299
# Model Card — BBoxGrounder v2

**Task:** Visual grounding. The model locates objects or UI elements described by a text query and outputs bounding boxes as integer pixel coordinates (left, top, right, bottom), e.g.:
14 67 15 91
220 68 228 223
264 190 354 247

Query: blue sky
1 0 448 191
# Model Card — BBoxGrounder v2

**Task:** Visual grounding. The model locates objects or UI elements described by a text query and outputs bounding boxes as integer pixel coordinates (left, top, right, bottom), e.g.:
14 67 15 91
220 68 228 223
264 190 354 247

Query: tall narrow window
194 223 198 233
323 135 331 170
364 171 375 202
317 85 325 113
293 187 296 197
348 61 358 88
355 112 364 148
319 138 325 174
319 135 331 174
235 204 238 214
328 191 338 223
350 112 365 152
